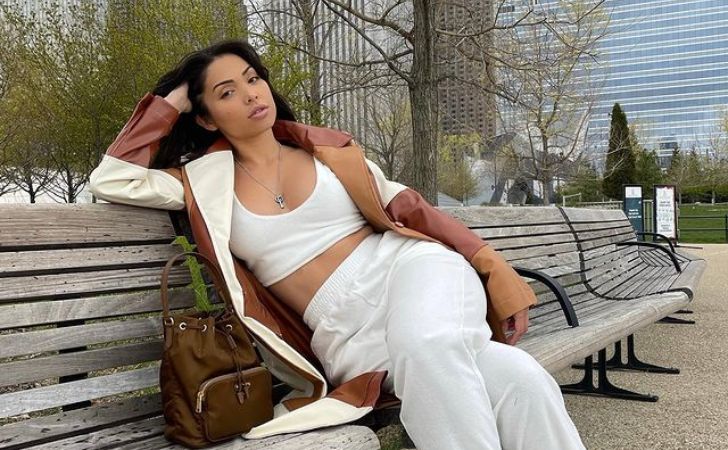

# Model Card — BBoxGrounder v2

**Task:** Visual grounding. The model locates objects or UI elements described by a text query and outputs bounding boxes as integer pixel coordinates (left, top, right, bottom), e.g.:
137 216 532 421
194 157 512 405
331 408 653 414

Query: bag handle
160 251 236 319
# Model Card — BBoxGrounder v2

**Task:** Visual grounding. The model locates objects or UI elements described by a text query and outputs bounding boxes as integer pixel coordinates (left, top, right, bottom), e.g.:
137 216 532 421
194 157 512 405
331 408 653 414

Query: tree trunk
409 0 438 204
490 178 507 204
301 1 323 125
66 168 77 203
541 134 551 205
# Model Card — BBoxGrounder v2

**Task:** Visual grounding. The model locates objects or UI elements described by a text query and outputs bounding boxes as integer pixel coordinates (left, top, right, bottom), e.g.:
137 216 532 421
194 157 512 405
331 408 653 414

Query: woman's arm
364 157 537 343
88 92 186 210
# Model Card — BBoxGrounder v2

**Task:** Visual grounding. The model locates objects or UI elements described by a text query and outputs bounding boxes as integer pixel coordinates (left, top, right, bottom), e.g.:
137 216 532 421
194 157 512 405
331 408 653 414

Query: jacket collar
204 120 353 155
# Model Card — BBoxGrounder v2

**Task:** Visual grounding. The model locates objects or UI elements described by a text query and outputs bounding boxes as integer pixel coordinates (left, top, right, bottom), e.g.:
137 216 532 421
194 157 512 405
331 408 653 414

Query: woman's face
195 53 277 141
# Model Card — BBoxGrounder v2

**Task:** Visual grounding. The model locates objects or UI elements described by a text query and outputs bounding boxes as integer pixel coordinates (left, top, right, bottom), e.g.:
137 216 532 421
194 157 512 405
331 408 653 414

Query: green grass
678 203 728 243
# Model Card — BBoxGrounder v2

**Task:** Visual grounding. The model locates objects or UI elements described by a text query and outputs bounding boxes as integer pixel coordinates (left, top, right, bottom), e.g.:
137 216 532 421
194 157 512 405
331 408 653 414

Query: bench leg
571 336 680 374
659 316 696 324
561 349 659 402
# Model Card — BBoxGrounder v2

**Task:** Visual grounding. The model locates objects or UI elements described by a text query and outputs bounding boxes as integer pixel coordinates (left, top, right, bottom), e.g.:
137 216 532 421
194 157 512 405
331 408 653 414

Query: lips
248 105 268 119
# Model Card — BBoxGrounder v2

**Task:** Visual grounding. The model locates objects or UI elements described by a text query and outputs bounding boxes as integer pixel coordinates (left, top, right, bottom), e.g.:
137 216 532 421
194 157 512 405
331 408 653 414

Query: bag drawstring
217 326 250 405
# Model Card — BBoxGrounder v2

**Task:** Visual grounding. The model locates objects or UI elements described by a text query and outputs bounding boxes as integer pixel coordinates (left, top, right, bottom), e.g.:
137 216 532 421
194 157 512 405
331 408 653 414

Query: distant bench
0 203 705 449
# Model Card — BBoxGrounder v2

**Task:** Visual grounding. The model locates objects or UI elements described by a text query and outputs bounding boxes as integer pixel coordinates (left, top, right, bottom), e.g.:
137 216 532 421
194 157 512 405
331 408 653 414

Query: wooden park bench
0 203 705 449
445 206 705 400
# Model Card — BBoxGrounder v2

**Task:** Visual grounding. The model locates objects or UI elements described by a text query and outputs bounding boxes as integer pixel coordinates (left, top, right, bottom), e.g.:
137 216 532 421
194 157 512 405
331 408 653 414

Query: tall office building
438 1 497 142
589 0 728 163
500 0 728 165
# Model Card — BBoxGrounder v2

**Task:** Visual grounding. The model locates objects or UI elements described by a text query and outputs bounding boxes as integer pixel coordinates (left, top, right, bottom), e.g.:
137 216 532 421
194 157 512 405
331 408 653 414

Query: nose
245 92 258 103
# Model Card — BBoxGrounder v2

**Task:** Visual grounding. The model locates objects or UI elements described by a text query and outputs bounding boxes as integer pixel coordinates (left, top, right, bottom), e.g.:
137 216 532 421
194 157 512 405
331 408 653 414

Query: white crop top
229 157 368 286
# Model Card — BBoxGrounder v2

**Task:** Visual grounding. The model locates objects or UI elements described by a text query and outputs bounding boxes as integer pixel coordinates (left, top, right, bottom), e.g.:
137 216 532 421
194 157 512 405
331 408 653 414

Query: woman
89 39 585 450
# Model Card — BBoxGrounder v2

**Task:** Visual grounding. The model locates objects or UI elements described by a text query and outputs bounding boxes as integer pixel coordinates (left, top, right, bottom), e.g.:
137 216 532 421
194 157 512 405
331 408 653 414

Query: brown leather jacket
89 93 537 439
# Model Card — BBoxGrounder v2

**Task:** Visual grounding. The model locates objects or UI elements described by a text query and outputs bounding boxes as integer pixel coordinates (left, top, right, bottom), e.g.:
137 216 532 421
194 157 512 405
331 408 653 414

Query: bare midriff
265 224 374 317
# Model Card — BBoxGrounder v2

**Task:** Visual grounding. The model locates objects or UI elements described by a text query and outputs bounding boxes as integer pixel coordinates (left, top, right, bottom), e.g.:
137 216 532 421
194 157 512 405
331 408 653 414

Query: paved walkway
554 244 728 449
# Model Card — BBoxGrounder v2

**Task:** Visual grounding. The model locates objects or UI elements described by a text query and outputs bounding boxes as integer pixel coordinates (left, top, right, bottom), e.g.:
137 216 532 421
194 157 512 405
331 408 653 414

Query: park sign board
654 185 678 240
623 185 644 234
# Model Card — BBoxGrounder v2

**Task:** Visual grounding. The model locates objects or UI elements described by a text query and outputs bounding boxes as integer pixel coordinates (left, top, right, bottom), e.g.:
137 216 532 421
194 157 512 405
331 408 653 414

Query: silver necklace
234 142 286 209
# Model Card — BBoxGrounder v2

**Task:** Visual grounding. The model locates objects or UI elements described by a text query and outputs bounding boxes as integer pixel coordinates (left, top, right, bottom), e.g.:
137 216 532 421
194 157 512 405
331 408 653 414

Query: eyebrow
212 65 254 92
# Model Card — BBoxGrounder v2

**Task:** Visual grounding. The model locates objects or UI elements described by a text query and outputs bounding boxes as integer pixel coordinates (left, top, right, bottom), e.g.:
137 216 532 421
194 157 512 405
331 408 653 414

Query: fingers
505 309 529 346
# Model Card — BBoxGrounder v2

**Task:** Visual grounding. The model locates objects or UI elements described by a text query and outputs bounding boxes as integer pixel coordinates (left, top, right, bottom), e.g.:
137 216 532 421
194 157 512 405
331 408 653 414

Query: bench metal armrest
616 241 682 273
636 232 676 252
514 267 579 327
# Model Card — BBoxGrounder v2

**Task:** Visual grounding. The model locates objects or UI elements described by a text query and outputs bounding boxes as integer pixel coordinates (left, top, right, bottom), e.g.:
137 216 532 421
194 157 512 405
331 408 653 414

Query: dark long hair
150 39 297 169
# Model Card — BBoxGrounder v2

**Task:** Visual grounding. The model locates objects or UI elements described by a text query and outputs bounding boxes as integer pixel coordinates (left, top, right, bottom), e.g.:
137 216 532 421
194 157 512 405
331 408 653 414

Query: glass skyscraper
589 0 728 162
498 0 728 167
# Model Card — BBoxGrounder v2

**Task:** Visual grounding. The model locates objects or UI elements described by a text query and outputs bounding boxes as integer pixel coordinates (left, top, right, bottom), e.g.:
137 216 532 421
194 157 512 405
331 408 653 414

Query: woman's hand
502 307 529 346
164 83 192 113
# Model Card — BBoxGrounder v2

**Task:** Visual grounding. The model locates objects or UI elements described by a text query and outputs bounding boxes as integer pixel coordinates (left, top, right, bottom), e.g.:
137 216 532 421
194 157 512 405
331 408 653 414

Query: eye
221 89 234 99
249 76 259 83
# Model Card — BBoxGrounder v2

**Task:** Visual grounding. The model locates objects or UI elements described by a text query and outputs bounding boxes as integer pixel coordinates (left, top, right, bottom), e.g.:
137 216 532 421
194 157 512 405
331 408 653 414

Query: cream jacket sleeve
88 93 185 210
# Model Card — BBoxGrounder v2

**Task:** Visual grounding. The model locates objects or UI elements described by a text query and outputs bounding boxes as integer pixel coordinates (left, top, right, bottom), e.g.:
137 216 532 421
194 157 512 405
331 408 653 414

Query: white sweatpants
303 231 585 450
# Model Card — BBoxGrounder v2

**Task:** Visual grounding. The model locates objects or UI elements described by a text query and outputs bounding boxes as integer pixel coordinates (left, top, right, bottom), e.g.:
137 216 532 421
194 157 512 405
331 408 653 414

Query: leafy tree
0 0 314 202
665 148 690 204
494 1 608 205
361 87 414 184
557 160 602 204
633 148 662 199
1 1 118 202
437 133 480 202
602 103 635 200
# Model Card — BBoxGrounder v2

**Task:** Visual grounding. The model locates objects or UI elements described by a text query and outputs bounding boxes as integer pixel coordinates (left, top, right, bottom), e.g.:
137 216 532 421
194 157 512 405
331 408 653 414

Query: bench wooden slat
583 252 642 280
573 225 635 241
570 220 631 232
0 288 196 330
23 416 167 449
578 231 637 251
513 255 579 278
597 259 659 293
0 204 176 247
0 266 190 303
0 365 159 418
629 271 679 298
115 425 379 450
487 233 577 251
607 266 665 298
529 297 603 332
588 260 651 296
498 242 578 260
470 223 572 238
443 206 566 227
0 317 161 359
2 341 162 387
509 252 581 272
0 394 162 449
0 244 184 275
582 245 638 270
639 249 665 266
561 207 627 222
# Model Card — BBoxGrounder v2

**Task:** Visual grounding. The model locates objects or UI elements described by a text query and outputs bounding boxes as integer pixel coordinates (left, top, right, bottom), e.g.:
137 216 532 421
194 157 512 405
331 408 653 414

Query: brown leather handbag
159 251 274 448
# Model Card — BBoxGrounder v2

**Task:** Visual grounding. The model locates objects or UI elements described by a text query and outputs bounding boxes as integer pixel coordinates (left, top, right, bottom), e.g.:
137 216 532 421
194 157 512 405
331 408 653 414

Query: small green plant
172 236 222 312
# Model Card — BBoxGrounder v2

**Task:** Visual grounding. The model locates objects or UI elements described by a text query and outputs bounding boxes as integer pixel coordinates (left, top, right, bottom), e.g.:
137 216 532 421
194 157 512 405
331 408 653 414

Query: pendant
274 194 286 209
